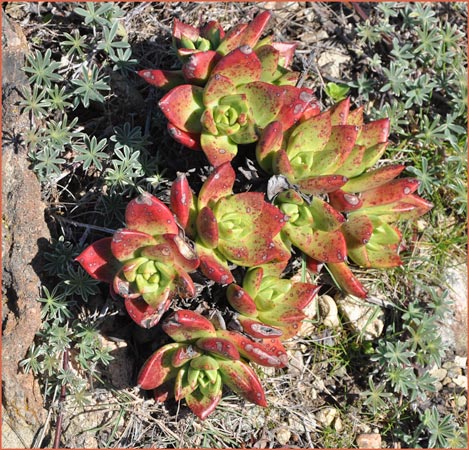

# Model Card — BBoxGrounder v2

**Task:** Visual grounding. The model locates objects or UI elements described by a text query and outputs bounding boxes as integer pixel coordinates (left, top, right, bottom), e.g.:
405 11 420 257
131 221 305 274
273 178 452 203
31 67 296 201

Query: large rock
2 15 48 447
440 264 468 356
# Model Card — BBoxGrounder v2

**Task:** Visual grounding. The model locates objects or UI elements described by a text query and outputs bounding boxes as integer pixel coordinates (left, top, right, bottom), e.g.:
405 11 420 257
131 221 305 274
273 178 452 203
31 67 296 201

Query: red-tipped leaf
75 237 118 283
137 343 180 390
159 85 204 133
124 296 171 329
162 310 217 342
195 337 241 360
125 192 178 236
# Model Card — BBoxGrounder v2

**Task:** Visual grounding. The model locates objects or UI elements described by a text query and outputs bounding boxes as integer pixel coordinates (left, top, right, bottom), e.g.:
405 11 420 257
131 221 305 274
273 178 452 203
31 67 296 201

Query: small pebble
456 395 467 409
453 375 467 389
430 367 447 381
442 376 452 385
316 407 338 427
454 356 467 370
356 433 381 448
275 427 291 445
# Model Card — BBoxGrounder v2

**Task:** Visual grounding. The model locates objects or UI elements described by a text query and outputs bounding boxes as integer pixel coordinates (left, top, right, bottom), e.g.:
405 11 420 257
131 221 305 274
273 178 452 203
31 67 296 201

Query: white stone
453 375 467 389
316 407 338 427
318 295 340 328
276 427 291 445
430 367 448 382
455 355 467 370
440 264 468 356
337 296 384 340
317 51 351 79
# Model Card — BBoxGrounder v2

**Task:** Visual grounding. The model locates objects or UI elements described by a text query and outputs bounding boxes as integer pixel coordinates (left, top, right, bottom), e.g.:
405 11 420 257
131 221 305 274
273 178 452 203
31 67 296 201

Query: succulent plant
170 162 290 284
75 192 199 328
156 45 318 167
72 10 436 423
275 188 348 265
138 11 300 90
226 266 320 339
256 97 391 194
138 310 288 419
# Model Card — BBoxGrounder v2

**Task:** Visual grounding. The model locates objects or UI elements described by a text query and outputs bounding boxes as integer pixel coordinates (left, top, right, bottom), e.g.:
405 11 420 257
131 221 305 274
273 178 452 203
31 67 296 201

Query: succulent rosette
324 168 432 298
226 267 320 339
170 162 290 284
275 188 348 265
156 44 318 167
256 97 391 195
138 310 288 419
139 12 300 90
75 192 199 328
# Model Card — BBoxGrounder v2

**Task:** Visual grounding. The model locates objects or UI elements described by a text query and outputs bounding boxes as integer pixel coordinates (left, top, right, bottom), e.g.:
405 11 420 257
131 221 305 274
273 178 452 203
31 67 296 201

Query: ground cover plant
7 1 467 447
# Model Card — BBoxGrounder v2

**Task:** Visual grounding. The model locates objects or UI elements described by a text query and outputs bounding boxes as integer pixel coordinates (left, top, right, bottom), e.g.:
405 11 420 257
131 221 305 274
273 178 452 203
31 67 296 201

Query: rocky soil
2 2 467 448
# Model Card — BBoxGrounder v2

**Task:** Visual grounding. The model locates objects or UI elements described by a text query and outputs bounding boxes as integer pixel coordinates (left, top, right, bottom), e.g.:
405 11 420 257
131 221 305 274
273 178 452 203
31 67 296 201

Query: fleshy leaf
203 73 236 107
216 23 248 55
182 51 221 84
354 194 433 222
75 237 118 283
170 173 194 230
198 162 236 210
173 19 199 42
287 111 332 161
328 189 364 212
137 343 181 390
163 234 200 272
309 197 346 231
278 86 319 130
125 192 178 236
342 164 406 193
326 262 367 298
196 206 219 249
356 118 390 148
235 316 283 339
167 123 201 150
171 344 202 367
218 358 267 407
111 229 157 262
329 97 351 126
342 215 374 248
159 85 204 133
256 121 284 172
240 10 271 47
238 81 285 128
360 178 420 208
124 296 171 329
345 105 364 126
197 242 234 284
307 125 359 176
211 46 262 86
242 267 264 298
190 355 220 371
162 310 217 342
138 69 185 90
297 174 348 195
200 132 238 167
226 284 258 317
256 45 280 82
216 330 287 368
186 388 222 420
195 337 241 360
283 224 347 263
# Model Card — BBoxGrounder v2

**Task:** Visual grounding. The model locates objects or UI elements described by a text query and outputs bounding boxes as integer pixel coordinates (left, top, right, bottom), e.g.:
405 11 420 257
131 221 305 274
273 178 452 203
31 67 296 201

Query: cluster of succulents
76 11 432 419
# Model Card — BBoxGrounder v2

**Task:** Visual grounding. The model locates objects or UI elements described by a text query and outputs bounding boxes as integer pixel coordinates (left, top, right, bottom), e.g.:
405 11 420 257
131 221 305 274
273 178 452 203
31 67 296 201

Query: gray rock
2 15 48 447
440 264 468 356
